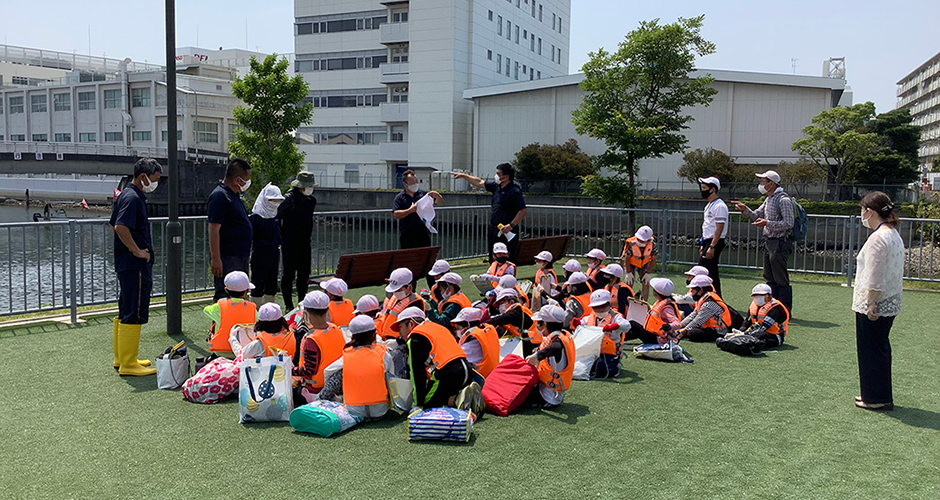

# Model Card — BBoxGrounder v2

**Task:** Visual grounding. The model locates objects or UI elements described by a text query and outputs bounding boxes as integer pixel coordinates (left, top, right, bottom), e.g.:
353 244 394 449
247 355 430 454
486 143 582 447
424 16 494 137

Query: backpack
716 335 766 356
774 193 808 241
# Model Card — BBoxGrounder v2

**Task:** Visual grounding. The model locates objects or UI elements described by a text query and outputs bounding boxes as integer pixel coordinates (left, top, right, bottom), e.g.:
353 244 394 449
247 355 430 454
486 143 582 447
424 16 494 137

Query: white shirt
852 226 904 317
702 198 729 239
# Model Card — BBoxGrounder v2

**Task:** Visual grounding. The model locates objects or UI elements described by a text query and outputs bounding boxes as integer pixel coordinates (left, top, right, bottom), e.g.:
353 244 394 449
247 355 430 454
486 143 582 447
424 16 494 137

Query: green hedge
732 198 917 217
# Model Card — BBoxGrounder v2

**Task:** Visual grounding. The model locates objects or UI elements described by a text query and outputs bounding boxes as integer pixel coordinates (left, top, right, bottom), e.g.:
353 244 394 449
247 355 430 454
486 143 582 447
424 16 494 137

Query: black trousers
751 331 784 348
698 238 726 297
626 321 663 344
117 266 153 324
856 312 895 405
400 230 431 250
250 246 280 297
487 226 519 262
423 358 473 408
684 327 721 342
764 238 793 313
213 255 250 301
280 242 311 310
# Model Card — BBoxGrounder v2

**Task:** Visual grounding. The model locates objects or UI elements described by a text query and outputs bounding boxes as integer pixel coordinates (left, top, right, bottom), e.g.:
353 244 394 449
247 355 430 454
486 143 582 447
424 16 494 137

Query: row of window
490 0 564 32
0 88 151 114
295 50 388 73
1 122 224 144
297 129 389 146
490 52 542 81
295 9 390 35
490 11 563 65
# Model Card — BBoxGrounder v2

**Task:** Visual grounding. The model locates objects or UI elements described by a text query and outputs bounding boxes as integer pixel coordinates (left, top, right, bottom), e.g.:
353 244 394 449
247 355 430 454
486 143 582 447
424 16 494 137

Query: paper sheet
625 298 651 324
415 194 438 234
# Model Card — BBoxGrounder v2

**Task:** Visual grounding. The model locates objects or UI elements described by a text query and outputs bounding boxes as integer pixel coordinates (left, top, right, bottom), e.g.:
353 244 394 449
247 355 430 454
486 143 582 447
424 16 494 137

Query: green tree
933 157 940 173
677 147 736 185
854 108 921 184
572 15 718 208
513 139 595 180
778 158 827 198
792 102 878 200
229 54 313 198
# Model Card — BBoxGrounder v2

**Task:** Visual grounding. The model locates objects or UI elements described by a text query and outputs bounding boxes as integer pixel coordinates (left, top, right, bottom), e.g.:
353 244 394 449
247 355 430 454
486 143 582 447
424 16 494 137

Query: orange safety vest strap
342 344 389 406
415 322 467 378
211 299 257 352
537 331 576 392
440 292 472 312
300 325 346 389
464 325 500 377
623 237 655 268
328 299 355 327
751 299 789 335
645 299 679 336
697 292 731 329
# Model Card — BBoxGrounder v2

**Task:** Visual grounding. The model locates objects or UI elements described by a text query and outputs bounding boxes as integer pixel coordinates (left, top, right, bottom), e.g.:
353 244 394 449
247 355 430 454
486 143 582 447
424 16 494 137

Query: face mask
141 176 158 193
593 307 610 316
498 302 509 314
262 200 280 213
861 209 872 229
302 187 314 196
758 184 767 195
494 173 501 182
700 189 712 199
495 256 508 264
405 183 418 193
595 274 610 287
393 289 408 300
753 295 767 306
237 177 251 192
441 290 453 301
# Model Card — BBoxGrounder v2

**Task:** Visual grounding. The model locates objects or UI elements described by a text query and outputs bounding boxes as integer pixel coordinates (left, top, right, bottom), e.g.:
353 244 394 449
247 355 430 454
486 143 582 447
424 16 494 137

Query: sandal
855 400 894 411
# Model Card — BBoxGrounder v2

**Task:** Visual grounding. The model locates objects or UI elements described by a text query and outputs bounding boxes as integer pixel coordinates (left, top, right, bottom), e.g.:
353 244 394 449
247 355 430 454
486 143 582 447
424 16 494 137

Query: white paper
415 194 438 234
625 298 651 325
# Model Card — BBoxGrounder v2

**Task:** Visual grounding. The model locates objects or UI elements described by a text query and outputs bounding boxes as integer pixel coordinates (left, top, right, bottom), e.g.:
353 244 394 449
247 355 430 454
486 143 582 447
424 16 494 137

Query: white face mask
498 302 508 314
302 187 314 196
753 295 767 306
237 177 251 192
393 289 408 300
405 182 418 193
141 176 158 193
758 184 767 195
494 173 501 182
441 289 453 301
861 208 872 229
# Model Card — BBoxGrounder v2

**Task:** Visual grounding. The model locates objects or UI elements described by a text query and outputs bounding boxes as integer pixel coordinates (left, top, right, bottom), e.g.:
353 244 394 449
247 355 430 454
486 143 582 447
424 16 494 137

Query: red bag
482 355 539 416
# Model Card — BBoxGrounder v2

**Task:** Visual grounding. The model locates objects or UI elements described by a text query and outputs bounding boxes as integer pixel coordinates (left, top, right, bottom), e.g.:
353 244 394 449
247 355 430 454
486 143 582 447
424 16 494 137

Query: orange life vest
694 292 731 330
256 327 297 359
377 294 425 339
328 298 355 327
748 299 790 336
645 299 680 338
412 321 467 380
342 344 389 406
503 303 542 344
299 324 345 389
585 266 601 282
567 293 592 322
623 236 655 269
439 291 472 313
535 268 558 292
459 324 500 377
606 282 635 314
537 330 576 393
514 284 530 308
209 299 257 353
583 311 625 357
487 261 514 286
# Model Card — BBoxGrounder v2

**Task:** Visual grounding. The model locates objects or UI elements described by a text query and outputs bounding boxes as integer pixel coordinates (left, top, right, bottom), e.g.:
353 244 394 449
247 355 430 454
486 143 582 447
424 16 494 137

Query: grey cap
290 171 318 188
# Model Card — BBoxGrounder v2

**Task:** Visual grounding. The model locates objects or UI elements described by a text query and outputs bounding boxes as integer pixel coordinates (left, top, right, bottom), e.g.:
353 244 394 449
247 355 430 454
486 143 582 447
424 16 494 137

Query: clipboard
625 298 651 324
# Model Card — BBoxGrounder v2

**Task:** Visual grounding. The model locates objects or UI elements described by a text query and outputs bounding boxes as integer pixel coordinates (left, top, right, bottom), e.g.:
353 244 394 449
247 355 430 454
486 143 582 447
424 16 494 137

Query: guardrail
1 205 938 321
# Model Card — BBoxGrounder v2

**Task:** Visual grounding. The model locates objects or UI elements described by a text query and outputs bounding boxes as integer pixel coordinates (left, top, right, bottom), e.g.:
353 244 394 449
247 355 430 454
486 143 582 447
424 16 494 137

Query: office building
897 51 940 169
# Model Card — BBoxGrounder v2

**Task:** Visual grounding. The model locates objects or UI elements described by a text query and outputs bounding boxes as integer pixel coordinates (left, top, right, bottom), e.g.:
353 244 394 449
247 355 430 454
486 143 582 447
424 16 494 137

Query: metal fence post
845 215 856 287
68 219 78 324
660 209 670 273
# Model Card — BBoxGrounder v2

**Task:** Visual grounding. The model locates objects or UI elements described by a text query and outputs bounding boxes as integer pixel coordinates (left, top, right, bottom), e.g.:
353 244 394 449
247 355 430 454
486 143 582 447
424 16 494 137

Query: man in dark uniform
453 163 527 260
277 170 317 310
207 158 253 301
392 169 443 249
109 158 161 376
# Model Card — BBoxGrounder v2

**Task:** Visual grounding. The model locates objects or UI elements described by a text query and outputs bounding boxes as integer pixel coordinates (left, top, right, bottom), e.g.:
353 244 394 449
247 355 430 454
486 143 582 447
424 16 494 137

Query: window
390 126 404 142
522 64 527 74
532 2 536 17
506 20 511 39
496 53 502 72
391 45 408 63
0 99 3 114
132 131 152 141
558 16 562 33
195 121 219 143
392 11 408 22
497 15 502 35
487 50 493 61
523 29 527 40
552 13 556 30
344 165 360 184
539 5 543 21
103 89 121 109
228 124 245 143
516 0 520 7
505 57 510 77
54 93 70 111
104 131 123 142
78 91 96 110
297 23 312 35
537 38 542 55
558 47 562 64
79 132 96 142
537 70 541 79
488 10 493 21
530 70 534 81
296 49 387 72
531 36 535 51
551 44 555 62
131 88 151 107
10 134 26 141
32 134 48 142
9 96 24 114
161 130 182 141
54 133 71 142
515 26 519 44
514 61 519 80
31 95 47 113
391 85 408 103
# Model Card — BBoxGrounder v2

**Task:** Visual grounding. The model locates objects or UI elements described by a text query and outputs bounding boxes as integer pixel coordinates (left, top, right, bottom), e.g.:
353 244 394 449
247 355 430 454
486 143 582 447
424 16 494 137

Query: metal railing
2 206 938 321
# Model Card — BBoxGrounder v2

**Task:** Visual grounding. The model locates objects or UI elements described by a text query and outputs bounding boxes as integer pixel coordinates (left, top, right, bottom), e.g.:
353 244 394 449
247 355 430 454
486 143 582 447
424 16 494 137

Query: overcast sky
3 0 938 113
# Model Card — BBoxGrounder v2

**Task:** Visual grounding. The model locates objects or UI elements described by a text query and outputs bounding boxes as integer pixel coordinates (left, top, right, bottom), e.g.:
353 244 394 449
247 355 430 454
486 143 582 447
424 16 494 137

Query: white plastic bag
571 325 604 380
238 354 294 423
155 344 190 390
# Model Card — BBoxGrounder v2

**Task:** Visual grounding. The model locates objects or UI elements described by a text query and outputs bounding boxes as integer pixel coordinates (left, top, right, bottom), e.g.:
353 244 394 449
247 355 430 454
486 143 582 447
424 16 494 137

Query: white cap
438 272 463 286
497 275 517 289
493 242 509 254
391 306 426 332
684 265 709 277
688 275 714 289
495 287 519 303
698 177 721 190
531 304 566 323
452 307 483 324
756 170 781 183
301 290 330 309
257 302 283 321
585 248 607 260
564 271 588 286
348 315 377 335
355 294 380 313
535 250 553 262
428 259 450 276
599 264 624 278
751 283 773 296
589 289 612 308
319 277 348 296
223 271 254 292
650 278 675 296
385 267 413 292
563 259 582 273
634 226 654 242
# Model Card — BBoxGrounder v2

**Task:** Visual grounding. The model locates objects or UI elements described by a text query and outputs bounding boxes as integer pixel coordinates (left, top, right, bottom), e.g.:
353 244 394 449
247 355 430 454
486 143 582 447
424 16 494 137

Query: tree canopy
854 108 921 184
513 139 595 180
572 15 718 207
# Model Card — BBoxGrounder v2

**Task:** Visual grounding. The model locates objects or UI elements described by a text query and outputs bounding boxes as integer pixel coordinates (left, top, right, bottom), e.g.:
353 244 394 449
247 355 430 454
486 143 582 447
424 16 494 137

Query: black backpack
716 335 765 356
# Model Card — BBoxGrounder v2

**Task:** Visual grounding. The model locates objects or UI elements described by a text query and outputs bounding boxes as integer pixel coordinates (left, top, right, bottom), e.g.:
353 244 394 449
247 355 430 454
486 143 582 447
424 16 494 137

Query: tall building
293 0 571 188
897 51 940 170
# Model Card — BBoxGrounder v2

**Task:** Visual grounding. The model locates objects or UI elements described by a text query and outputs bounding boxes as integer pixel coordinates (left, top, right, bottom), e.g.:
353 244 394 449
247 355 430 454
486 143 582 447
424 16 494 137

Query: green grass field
1 263 938 499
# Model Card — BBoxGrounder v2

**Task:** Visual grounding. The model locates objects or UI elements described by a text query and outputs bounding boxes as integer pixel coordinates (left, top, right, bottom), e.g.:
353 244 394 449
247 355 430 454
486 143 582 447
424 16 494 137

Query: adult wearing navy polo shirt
208 158 253 300
453 163 527 260
393 169 443 249
109 158 161 376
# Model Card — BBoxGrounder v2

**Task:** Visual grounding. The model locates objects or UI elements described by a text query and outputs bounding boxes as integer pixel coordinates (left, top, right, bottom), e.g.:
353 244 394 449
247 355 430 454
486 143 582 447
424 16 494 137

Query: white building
176 47 282 78
897 51 940 170
464 69 848 189
293 0 571 188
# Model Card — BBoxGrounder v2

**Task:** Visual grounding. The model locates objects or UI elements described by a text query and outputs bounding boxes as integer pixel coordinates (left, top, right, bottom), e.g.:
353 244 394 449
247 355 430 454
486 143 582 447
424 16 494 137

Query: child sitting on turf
292 291 346 401
533 250 558 298
204 271 257 354
626 278 682 344
452 307 500 377
525 304 576 408
321 278 355 327
318 315 395 420
252 303 296 358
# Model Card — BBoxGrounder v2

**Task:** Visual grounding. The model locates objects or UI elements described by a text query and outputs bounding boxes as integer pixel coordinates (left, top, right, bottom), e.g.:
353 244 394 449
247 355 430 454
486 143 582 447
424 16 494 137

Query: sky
3 0 938 113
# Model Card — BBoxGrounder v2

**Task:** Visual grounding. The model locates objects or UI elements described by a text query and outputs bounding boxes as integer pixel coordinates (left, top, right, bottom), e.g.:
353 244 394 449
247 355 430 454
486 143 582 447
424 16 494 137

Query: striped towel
408 407 474 443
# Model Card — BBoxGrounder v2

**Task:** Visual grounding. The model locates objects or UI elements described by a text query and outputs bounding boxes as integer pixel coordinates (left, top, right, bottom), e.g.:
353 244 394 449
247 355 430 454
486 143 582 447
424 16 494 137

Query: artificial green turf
1 264 938 499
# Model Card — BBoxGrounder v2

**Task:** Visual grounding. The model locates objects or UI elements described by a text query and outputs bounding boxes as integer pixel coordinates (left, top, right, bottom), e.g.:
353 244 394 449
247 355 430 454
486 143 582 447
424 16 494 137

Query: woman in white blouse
853 191 904 411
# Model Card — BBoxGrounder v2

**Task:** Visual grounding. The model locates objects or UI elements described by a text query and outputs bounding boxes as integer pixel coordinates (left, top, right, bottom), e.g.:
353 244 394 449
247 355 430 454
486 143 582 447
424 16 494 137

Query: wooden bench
513 235 572 266
316 246 441 289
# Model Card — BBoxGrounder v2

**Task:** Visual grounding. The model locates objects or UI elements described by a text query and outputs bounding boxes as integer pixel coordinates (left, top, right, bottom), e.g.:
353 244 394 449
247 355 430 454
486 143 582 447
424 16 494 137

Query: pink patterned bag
181 357 239 404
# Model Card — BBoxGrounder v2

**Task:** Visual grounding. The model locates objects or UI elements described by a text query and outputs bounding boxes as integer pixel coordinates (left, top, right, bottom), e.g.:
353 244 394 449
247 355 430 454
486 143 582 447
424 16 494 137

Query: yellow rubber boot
113 317 151 369
117 323 156 376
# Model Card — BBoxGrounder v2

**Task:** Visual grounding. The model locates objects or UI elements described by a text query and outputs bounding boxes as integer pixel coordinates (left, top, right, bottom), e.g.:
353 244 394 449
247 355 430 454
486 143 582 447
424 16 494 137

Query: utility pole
165 0 182 335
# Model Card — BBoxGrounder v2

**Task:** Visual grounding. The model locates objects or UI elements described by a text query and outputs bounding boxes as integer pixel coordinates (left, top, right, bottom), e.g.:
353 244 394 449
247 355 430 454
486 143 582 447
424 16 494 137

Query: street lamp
165 0 182 335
